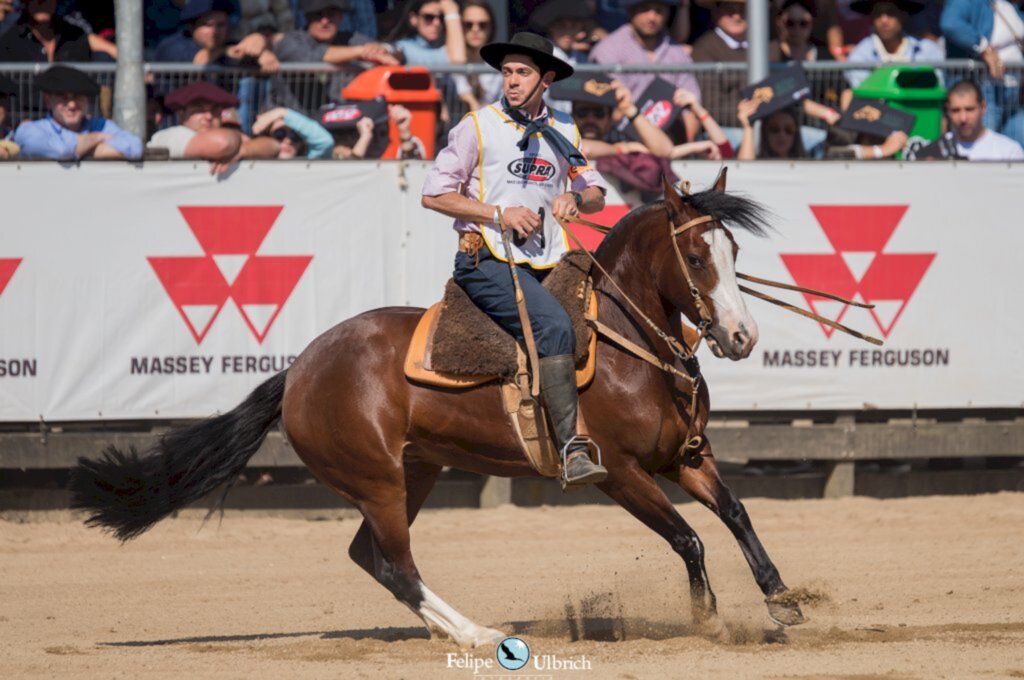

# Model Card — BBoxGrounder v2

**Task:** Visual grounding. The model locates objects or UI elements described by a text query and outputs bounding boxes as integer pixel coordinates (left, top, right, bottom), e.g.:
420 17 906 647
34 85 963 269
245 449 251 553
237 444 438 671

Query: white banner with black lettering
0 161 1020 420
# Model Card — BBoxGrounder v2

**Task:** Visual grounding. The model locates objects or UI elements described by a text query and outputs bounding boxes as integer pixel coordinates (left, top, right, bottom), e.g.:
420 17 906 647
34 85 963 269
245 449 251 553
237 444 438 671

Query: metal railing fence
2 61 1021 145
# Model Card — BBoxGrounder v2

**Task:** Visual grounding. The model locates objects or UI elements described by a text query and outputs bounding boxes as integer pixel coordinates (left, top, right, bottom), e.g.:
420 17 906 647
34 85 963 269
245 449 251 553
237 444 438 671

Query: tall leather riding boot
538 355 608 485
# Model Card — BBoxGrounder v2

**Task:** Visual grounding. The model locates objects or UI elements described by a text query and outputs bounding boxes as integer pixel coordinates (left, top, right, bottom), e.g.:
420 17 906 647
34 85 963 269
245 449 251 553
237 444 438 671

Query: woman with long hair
737 102 809 159
454 0 501 111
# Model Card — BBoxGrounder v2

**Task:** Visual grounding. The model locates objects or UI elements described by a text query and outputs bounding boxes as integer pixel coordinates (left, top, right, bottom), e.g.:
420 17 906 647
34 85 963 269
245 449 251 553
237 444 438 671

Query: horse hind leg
674 442 806 627
347 461 505 649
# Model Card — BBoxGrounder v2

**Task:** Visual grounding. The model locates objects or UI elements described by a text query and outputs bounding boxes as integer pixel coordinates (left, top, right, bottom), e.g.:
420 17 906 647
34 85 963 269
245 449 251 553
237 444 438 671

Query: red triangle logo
0 258 21 296
147 256 230 343
231 255 313 342
778 206 935 340
149 206 311 344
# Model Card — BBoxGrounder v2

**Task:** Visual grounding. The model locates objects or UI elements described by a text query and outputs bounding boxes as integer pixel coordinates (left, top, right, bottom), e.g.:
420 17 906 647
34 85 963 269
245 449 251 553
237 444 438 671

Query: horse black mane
679 188 772 237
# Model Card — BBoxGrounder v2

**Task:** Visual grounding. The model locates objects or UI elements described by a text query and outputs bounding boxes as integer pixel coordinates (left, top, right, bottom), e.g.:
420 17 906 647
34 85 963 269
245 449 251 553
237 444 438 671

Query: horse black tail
70 371 288 542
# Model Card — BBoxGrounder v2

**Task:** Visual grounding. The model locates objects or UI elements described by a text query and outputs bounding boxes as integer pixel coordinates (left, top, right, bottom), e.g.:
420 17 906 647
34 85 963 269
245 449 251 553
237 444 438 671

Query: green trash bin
852 64 947 142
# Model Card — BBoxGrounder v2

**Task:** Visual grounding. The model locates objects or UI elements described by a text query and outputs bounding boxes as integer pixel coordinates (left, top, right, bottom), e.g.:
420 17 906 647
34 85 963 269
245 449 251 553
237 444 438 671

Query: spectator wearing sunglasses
771 0 818 62
276 0 397 69
393 0 466 66
550 74 677 206
455 0 502 111
845 1 943 89
251 105 335 158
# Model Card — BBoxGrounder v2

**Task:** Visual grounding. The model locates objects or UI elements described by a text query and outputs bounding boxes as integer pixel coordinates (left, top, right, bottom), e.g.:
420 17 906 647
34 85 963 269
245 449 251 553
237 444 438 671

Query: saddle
404 250 598 478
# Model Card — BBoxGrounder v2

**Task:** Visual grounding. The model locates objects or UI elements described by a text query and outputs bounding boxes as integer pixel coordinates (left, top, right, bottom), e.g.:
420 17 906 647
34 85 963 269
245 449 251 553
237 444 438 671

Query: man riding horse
421 31 610 486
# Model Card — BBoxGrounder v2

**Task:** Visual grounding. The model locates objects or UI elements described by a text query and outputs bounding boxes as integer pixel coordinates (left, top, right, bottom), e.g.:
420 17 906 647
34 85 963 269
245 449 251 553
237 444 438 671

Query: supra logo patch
507 157 556 182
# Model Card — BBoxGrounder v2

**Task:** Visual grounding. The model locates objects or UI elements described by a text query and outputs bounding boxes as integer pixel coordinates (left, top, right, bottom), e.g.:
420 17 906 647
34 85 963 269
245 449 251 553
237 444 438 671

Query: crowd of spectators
0 0 1022 175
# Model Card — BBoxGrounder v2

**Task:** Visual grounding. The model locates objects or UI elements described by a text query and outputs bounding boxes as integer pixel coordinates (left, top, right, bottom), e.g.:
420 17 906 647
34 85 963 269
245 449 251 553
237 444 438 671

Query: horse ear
662 174 685 216
713 166 728 193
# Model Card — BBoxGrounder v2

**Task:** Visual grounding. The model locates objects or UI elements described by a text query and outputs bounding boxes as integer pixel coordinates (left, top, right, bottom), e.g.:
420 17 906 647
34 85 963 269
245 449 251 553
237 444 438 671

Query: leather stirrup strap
497 207 542 397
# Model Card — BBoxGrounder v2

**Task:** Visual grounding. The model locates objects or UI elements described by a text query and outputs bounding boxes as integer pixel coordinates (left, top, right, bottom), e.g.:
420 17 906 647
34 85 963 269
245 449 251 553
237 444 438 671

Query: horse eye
686 255 703 269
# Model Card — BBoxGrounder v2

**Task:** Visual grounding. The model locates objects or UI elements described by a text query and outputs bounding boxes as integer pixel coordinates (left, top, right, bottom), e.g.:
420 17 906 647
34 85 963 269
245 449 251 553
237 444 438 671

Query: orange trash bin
342 66 442 159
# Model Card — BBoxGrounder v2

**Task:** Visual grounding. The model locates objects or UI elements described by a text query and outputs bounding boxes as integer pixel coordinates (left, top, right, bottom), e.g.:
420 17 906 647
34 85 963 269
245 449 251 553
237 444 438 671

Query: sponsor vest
469 104 581 269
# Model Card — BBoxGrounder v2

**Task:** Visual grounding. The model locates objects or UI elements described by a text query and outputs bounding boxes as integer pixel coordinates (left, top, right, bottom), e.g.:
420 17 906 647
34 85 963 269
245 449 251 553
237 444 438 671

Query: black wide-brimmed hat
36 65 99 96
530 0 594 30
480 32 575 82
849 0 925 15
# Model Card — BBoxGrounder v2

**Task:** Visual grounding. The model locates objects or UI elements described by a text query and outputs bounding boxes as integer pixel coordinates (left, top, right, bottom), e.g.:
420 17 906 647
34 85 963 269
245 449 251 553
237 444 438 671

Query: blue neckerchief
502 97 587 167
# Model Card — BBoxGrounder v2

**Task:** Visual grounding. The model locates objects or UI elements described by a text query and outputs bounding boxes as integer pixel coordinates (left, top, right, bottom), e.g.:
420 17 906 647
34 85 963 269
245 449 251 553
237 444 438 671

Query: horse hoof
462 626 506 650
766 600 806 627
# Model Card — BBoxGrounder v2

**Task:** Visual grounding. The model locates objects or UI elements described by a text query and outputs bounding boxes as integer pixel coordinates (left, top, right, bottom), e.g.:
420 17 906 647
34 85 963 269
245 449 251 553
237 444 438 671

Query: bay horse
71 168 806 648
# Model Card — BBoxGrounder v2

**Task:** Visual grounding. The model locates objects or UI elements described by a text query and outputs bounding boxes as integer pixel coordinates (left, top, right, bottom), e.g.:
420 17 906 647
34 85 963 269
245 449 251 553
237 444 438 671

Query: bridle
554 208 717 457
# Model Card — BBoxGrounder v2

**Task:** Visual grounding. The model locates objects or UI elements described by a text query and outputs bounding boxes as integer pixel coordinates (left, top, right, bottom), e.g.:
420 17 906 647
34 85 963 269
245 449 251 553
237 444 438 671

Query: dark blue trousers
453 250 575 358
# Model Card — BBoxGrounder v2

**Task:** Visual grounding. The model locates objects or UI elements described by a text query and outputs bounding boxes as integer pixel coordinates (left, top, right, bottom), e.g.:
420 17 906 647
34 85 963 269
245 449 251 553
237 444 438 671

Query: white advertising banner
0 160 1020 420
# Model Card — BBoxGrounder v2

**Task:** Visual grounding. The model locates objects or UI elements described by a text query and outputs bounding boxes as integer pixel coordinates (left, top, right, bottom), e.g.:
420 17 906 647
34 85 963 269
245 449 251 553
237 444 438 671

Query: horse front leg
673 441 806 626
598 460 719 627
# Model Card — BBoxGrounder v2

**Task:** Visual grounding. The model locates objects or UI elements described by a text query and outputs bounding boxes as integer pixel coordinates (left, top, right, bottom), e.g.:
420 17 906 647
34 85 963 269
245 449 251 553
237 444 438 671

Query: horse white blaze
413 585 505 649
702 230 758 360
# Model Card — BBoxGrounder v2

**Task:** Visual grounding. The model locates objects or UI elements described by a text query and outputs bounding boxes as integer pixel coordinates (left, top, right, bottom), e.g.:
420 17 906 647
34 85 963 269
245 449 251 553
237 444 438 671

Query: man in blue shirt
14 65 142 160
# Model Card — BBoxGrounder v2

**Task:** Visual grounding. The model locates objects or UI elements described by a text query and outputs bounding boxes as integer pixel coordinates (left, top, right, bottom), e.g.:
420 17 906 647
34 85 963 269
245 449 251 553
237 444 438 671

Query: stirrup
560 436 603 490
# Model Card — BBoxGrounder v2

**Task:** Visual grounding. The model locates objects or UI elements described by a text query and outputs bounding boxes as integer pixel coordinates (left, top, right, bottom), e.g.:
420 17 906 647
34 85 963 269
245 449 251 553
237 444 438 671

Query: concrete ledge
3 419 1023 470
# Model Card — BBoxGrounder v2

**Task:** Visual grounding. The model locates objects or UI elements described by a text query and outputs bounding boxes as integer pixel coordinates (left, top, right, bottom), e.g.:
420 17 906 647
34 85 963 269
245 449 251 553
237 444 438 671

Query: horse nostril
732 330 749 349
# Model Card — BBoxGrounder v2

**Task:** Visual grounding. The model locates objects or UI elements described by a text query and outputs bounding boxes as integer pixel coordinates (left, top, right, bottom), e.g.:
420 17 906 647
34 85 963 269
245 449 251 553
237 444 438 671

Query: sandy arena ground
2 493 1024 680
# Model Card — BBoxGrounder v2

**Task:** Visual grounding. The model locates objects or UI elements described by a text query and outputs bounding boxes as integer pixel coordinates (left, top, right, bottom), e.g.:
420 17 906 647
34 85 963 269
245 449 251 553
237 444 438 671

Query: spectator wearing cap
155 0 279 73
148 81 261 169
0 0 91 62
0 72 18 158
550 73 680 206
14 65 141 160
691 0 749 131
251 105 334 158
393 0 466 66
454 0 502 111
941 0 1024 149
845 1 943 90
590 0 702 142
275 0 398 104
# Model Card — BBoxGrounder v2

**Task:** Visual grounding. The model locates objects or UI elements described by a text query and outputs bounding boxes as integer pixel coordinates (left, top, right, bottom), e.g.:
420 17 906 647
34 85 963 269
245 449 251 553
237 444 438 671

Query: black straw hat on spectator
0 73 17 96
180 0 235 23
36 65 99 96
480 32 574 81
530 1 593 31
549 74 617 107
300 0 352 15
849 0 925 15
164 81 240 110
